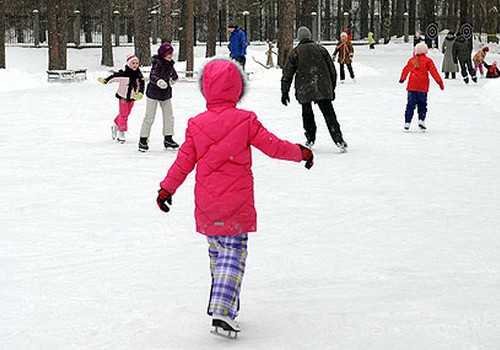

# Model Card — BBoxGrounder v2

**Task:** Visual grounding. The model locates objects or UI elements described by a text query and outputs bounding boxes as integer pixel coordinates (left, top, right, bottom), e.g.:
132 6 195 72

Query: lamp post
311 12 318 42
243 10 249 42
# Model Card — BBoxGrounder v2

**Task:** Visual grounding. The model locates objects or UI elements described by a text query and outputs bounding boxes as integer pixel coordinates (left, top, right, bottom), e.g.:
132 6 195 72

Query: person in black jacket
452 33 477 84
281 26 347 152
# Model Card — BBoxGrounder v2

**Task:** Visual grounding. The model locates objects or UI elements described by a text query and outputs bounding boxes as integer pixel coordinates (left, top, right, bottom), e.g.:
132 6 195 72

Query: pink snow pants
114 100 135 132
474 62 484 75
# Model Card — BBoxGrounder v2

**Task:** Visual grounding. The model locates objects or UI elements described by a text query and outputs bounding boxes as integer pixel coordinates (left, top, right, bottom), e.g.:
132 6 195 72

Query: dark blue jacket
146 56 178 101
229 27 247 59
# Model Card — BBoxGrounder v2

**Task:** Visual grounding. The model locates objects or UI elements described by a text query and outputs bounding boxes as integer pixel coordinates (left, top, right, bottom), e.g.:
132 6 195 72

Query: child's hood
198 58 247 107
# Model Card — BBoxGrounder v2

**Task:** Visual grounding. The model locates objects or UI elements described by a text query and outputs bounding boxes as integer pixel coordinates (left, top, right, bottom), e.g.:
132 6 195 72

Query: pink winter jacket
160 59 303 236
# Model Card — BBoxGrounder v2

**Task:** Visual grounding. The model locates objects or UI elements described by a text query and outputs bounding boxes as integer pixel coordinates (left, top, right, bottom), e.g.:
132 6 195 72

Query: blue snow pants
207 234 248 319
404 91 428 123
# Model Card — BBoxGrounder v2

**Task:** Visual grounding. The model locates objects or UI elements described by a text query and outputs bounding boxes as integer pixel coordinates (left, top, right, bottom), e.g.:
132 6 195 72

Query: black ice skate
163 135 179 149
138 137 149 152
472 76 478 83
333 135 348 153
210 314 240 339
304 132 315 148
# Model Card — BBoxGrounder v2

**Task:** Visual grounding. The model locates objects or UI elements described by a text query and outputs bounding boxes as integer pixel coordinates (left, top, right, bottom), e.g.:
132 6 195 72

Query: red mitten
157 188 172 213
297 144 314 169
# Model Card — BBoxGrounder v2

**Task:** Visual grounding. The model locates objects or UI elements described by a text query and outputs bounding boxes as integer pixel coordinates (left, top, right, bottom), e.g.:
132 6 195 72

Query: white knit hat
414 42 428 55
126 54 139 66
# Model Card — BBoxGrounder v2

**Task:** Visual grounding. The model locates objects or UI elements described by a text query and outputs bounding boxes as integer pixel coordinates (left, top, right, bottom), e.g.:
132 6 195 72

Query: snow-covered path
1 42 499 349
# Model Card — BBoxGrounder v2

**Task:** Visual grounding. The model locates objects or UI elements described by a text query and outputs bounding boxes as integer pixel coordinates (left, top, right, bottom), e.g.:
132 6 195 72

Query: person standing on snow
453 32 477 84
472 46 489 77
156 59 313 337
441 31 459 79
138 42 179 152
332 31 355 82
98 54 145 143
228 23 247 69
399 42 444 132
281 26 348 152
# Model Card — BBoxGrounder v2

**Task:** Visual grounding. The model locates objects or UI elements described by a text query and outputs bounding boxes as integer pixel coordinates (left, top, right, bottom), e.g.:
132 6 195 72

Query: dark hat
228 22 238 28
158 42 174 57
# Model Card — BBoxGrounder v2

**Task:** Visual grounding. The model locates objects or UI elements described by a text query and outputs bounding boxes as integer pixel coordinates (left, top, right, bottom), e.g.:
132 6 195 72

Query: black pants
444 72 457 79
302 100 343 144
459 59 476 79
232 56 246 70
339 63 355 80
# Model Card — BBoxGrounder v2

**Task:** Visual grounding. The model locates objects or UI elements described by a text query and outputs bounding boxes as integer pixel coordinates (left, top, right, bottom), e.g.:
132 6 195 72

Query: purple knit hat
158 42 174 58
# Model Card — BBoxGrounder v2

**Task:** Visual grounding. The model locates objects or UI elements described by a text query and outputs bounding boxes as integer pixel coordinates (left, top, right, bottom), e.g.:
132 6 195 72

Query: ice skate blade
210 327 239 339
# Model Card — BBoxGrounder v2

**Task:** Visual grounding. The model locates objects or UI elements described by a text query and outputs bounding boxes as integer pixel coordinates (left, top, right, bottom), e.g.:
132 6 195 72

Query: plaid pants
206 234 248 319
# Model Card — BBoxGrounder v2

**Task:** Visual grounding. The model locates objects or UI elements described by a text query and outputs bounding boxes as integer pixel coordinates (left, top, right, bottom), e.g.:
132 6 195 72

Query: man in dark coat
452 33 477 84
281 26 347 151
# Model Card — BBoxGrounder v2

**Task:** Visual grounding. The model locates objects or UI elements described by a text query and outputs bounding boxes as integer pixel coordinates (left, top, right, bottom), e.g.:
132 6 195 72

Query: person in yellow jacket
332 32 355 82
365 31 376 49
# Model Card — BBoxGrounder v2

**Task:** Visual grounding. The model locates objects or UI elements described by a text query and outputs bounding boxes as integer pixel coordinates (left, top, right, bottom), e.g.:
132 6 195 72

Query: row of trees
1 0 499 70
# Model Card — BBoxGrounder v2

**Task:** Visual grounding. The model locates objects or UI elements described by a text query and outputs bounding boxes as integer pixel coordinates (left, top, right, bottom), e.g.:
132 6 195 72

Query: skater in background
228 23 247 69
156 59 313 336
484 61 500 79
281 26 348 152
98 54 145 143
441 31 459 79
138 42 179 152
399 42 444 131
332 31 355 82
364 31 376 50
473 46 489 77
453 32 477 84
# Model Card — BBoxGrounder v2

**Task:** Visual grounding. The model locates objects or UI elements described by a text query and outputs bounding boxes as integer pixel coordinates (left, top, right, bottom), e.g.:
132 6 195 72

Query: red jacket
160 60 302 236
400 54 443 92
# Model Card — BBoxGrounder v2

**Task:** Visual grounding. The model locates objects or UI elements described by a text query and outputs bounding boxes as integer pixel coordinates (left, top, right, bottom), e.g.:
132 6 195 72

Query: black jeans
459 59 476 79
232 56 246 70
339 63 355 80
302 100 343 144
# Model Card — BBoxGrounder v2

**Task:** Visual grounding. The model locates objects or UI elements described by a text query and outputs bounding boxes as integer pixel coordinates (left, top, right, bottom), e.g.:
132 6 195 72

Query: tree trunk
47 0 68 70
409 0 416 34
277 0 294 68
381 0 391 43
178 0 187 62
206 0 217 57
460 0 469 25
184 0 195 77
396 0 405 37
160 0 173 42
101 0 113 66
360 0 369 37
133 0 151 65
0 0 5 69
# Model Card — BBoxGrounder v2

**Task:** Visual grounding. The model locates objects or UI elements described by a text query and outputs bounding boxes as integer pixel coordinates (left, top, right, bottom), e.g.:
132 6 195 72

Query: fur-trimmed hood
198 58 247 108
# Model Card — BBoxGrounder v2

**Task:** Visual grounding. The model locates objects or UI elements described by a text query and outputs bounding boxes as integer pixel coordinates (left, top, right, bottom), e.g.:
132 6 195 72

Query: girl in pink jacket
156 59 313 337
98 54 145 143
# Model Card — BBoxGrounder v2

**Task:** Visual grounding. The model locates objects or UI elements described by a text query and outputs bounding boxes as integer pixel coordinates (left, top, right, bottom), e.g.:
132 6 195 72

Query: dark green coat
452 36 472 63
281 39 337 104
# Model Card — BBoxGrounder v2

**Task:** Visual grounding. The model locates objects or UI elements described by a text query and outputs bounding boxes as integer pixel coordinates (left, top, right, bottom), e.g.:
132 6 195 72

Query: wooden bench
47 69 87 82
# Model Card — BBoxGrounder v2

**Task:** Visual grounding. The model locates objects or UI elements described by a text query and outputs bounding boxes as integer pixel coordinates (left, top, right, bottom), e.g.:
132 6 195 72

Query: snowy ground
1 40 500 350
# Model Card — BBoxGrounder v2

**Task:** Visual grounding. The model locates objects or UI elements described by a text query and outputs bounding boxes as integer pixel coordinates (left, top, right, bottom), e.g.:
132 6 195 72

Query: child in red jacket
155 59 313 337
399 43 444 131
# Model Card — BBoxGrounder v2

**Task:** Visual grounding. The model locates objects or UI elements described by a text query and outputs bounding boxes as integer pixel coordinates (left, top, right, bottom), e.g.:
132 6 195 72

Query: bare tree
0 0 5 69
185 0 195 77
381 0 391 43
160 0 173 42
206 0 218 57
277 0 295 68
47 0 69 70
360 0 369 38
133 0 151 65
100 0 113 66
